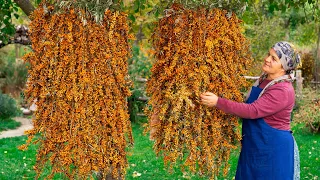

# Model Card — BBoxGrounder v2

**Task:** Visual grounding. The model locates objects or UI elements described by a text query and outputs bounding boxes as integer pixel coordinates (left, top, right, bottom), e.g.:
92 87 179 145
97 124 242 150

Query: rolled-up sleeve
216 86 289 119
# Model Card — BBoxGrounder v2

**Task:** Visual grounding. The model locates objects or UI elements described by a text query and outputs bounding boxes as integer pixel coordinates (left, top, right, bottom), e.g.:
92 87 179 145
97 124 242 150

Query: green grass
0 136 66 180
0 122 319 180
126 123 239 180
292 123 320 180
0 136 37 179
0 117 21 132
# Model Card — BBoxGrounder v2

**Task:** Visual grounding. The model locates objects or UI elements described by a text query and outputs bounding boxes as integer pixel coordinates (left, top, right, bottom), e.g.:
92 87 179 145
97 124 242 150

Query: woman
200 41 300 180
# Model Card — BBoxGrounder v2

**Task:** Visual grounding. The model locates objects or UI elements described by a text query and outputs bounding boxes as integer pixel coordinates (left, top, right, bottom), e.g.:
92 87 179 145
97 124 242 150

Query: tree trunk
284 18 291 41
14 0 35 17
315 24 320 82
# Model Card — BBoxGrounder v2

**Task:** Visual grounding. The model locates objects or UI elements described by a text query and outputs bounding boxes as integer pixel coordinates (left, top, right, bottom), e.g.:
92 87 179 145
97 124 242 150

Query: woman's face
262 48 285 76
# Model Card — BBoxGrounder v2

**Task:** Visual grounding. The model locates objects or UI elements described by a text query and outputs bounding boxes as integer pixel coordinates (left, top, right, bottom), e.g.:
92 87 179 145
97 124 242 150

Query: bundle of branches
20 2 133 179
146 4 252 178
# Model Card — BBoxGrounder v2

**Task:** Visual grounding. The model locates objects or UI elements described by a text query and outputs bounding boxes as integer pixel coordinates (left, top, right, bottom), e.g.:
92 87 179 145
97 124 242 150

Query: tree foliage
146 4 252 178
244 16 286 75
0 0 19 44
19 3 133 179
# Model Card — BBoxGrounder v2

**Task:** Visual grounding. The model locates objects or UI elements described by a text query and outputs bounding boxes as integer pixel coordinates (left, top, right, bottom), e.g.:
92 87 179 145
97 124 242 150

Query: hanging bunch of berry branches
20 2 133 179
146 3 252 178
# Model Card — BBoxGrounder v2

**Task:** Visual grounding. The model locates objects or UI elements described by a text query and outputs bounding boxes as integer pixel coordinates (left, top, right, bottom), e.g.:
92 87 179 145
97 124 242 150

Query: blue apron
235 86 294 180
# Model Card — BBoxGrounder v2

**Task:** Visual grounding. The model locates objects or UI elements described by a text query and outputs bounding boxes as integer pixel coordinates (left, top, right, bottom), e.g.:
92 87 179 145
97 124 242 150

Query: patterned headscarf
244 42 301 101
272 41 301 72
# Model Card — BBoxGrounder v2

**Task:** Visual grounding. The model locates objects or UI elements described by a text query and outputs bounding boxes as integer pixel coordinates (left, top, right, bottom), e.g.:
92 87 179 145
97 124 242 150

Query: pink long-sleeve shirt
216 79 295 130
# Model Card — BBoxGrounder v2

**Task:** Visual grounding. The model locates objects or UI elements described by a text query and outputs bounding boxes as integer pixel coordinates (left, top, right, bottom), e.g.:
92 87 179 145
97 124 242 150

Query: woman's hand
200 92 218 107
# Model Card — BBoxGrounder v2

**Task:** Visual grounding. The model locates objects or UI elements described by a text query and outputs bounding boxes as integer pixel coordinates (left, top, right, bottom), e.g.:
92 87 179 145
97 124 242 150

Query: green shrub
298 51 315 86
128 44 152 78
0 92 18 119
0 55 29 90
291 21 318 47
0 117 21 132
0 45 31 97
294 88 320 133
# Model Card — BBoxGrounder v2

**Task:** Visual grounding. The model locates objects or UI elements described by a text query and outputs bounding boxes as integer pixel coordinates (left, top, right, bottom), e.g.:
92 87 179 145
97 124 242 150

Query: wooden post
295 70 303 97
